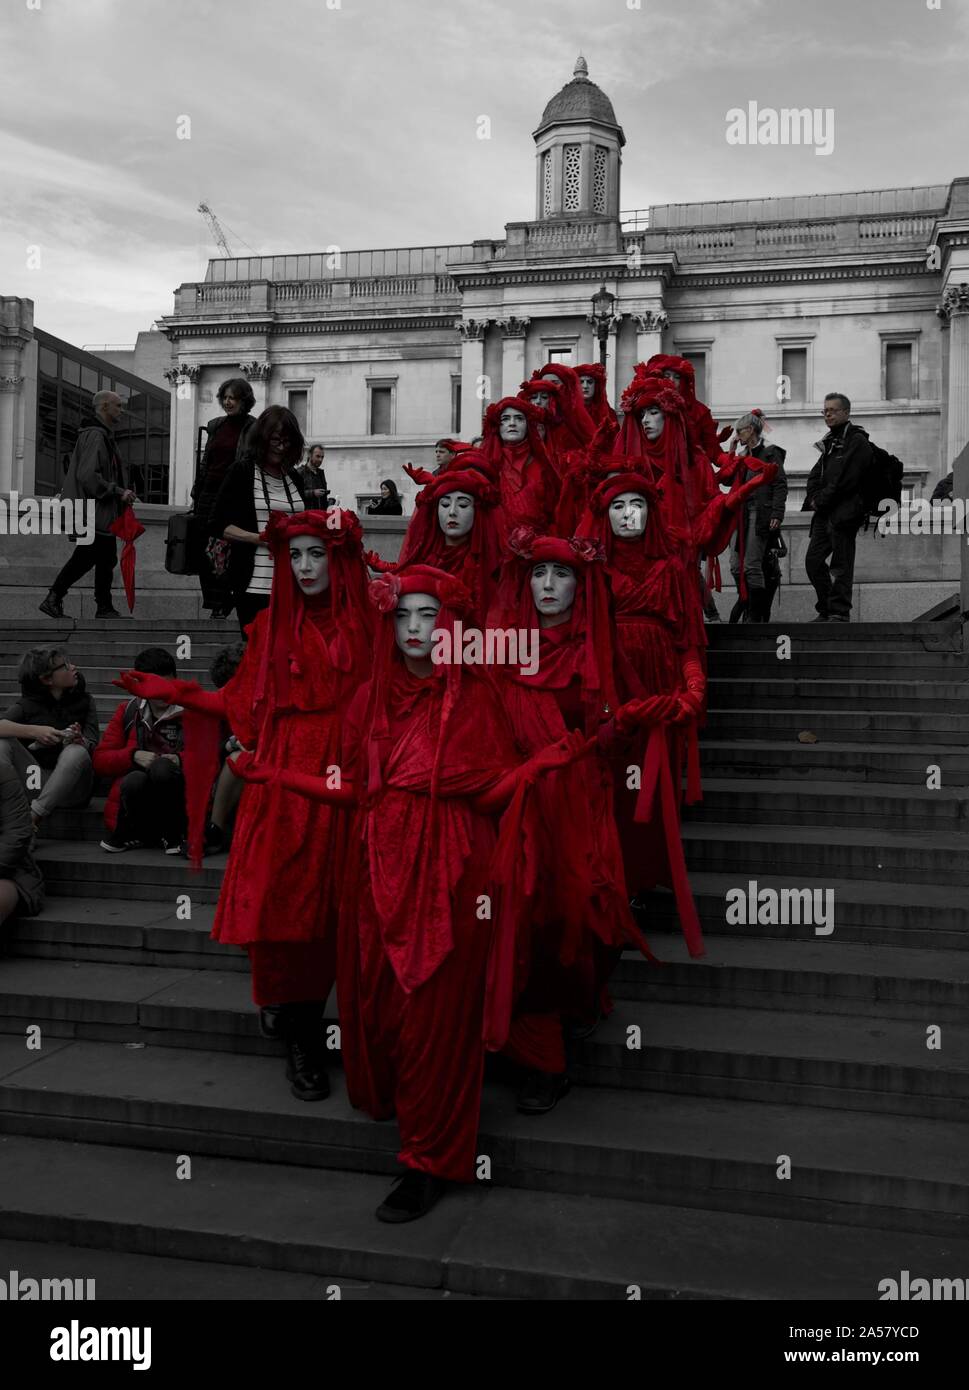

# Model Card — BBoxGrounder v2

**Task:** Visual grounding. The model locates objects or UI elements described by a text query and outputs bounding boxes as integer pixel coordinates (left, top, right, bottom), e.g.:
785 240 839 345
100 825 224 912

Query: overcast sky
2 0 967 346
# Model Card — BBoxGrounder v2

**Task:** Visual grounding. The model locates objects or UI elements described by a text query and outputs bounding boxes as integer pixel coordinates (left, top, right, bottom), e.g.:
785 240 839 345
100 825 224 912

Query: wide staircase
0 614 968 1300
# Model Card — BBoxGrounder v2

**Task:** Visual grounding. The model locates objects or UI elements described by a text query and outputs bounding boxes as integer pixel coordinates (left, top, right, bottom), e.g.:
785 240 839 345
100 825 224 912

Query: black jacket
804 422 873 528
737 442 788 535
1 673 100 770
297 465 329 508
209 455 306 597
58 422 129 537
366 495 403 515
192 414 255 527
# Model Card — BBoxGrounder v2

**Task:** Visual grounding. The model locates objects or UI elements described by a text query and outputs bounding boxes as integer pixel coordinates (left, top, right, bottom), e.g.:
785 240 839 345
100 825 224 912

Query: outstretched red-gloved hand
615 694 681 732
726 461 778 512
717 425 733 444
365 549 397 573
114 669 179 704
403 461 435 486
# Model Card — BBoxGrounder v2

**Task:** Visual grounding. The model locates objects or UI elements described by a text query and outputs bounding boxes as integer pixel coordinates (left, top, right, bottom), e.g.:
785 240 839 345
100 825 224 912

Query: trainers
161 838 184 855
39 591 65 619
810 615 829 623
828 614 849 623
100 832 132 853
95 606 121 619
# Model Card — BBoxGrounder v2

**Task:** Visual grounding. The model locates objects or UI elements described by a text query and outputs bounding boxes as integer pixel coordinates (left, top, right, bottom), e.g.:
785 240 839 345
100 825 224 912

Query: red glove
726 461 778 512
114 670 178 704
615 695 680 732
717 425 733 444
227 751 274 785
365 549 397 573
525 729 591 776
403 462 435 486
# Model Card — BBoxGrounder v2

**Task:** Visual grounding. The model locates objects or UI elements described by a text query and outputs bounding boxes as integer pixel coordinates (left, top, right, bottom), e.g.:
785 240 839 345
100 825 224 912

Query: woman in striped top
211 405 307 634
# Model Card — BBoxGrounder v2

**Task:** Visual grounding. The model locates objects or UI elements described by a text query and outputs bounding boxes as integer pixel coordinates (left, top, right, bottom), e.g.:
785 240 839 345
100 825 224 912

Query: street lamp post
588 284 617 369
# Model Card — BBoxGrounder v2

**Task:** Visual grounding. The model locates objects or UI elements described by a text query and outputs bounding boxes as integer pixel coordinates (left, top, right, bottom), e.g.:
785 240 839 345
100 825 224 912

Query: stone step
681 820 969 885
2 1134 963 1300
34 841 225 902
705 678 969 712
704 619 964 649
0 1043 965 1238
0 959 963 1120
6 901 966 1022
706 707 969 745
641 872 969 950
708 651 969 679
699 739 969 784
684 778 969 832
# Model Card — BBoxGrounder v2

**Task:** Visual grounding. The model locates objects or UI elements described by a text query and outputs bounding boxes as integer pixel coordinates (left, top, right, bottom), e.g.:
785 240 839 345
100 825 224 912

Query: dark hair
218 377 255 413
380 479 400 498
435 439 454 451
134 647 177 678
306 442 325 458
825 392 851 414
210 642 246 690
17 646 70 697
247 405 304 470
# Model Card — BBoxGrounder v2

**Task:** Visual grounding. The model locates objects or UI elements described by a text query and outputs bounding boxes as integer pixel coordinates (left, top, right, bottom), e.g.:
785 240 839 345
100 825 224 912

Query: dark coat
296 464 329 508
737 442 788 535
1 674 100 771
209 455 306 598
804 422 873 528
0 764 43 916
192 414 256 528
93 698 185 834
58 422 130 537
366 495 403 515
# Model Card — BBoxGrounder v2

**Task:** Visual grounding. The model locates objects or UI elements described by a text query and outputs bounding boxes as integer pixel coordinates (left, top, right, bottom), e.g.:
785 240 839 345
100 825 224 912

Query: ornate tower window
542 150 552 218
563 144 582 212
593 146 608 213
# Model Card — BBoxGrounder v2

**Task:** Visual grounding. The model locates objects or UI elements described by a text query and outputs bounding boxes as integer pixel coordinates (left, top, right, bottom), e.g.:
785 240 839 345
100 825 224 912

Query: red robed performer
524 362 597 457
369 459 503 623
235 564 584 1223
576 362 618 432
115 509 373 1101
478 395 559 535
642 353 727 464
576 471 710 957
488 528 665 1110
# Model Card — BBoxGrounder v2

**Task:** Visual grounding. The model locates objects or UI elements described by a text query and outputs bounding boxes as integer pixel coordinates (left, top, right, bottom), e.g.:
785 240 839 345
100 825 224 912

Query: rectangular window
683 352 708 402
40 347 59 378
80 365 99 394
885 342 913 400
547 346 576 365
451 379 462 434
781 347 808 403
287 389 308 434
370 386 393 435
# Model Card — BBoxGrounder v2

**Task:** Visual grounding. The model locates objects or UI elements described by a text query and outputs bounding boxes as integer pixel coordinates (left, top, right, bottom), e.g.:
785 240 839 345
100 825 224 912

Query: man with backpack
803 393 874 623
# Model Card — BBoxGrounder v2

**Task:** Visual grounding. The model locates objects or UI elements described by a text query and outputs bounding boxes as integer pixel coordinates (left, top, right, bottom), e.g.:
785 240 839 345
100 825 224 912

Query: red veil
479 395 559 534
642 353 722 462
575 362 618 431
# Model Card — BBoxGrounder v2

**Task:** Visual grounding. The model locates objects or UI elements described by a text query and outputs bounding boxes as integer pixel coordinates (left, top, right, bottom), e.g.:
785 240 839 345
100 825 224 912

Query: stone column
605 314 625 406
496 317 530 399
0 297 32 493
939 284 969 470
241 360 272 415
632 309 669 370
457 320 488 438
165 364 202 508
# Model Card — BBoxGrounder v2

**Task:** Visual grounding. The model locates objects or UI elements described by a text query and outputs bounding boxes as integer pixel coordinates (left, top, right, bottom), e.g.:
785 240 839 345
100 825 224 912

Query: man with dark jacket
40 391 136 619
297 443 329 507
802 393 873 623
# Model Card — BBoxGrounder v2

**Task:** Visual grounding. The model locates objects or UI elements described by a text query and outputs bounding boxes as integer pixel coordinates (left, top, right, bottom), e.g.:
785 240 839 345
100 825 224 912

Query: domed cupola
533 57 625 221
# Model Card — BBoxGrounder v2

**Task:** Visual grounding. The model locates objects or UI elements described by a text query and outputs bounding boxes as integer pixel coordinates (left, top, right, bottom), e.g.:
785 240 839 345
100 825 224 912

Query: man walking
803 393 872 623
39 390 137 620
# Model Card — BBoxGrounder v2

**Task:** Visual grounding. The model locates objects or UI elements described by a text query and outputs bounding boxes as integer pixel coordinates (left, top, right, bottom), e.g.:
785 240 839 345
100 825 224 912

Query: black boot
281 1002 330 1101
747 588 769 623
39 590 65 619
728 596 747 624
516 1069 571 1114
375 1170 447 1224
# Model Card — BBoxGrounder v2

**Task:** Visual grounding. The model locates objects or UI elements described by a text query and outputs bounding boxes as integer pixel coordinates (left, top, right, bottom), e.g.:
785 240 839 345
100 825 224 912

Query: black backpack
861 443 904 526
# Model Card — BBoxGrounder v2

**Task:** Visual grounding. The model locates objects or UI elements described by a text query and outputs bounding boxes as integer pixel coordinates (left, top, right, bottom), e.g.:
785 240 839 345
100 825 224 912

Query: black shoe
39 590 65 619
516 1070 571 1114
565 1012 604 1042
204 822 226 853
259 1005 284 1040
810 614 829 623
827 614 849 623
375 1170 447 1224
210 604 234 620
281 1003 330 1101
96 604 121 618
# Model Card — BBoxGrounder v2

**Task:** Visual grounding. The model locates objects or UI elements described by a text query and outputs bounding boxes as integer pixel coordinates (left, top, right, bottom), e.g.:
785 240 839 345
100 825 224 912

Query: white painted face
395 593 441 660
640 406 665 441
579 375 596 401
531 390 551 410
530 561 577 619
608 492 649 538
438 491 475 541
662 369 682 390
542 373 563 387
289 535 329 595
499 408 528 444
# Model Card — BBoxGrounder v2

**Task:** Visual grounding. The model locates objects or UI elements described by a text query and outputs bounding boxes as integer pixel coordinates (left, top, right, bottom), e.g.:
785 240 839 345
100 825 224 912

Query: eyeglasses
47 660 73 675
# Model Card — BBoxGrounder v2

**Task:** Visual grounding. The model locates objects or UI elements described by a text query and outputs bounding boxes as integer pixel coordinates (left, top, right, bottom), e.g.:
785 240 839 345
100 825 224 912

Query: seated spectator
196 642 247 856
94 647 187 854
0 647 99 833
0 763 44 928
366 479 404 515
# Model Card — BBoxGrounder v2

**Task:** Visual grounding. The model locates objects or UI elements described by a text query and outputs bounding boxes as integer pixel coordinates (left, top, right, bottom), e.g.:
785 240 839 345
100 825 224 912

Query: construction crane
198 202 234 258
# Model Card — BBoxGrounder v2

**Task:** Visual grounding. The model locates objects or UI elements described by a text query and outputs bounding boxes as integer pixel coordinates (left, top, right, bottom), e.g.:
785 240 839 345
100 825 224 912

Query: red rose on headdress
569 537 605 564
507 525 537 558
369 572 401 613
261 511 292 546
323 507 363 546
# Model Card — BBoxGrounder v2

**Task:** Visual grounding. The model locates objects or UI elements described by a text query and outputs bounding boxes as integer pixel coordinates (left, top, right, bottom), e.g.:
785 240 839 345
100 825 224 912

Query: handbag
165 510 200 575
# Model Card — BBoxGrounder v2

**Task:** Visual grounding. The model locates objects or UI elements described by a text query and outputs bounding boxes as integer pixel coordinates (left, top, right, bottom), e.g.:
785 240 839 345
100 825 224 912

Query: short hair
247 405 304 470
218 377 256 413
435 439 455 451
134 647 177 678
92 390 119 413
306 442 325 457
825 392 851 414
210 642 246 690
18 646 69 697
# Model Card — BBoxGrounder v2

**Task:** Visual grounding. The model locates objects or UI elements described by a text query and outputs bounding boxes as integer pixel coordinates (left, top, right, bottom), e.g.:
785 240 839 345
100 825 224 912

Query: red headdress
390 466 503 618
575 362 617 430
517 375 563 425
438 438 472 456
490 528 619 734
530 362 596 444
575 469 670 562
640 354 723 460
480 395 550 463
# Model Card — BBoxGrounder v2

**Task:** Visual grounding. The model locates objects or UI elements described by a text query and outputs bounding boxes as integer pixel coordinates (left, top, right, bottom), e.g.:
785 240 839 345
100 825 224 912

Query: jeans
729 510 767 593
117 758 186 844
805 514 860 618
52 535 118 608
0 737 94 818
